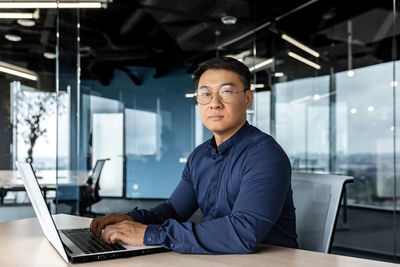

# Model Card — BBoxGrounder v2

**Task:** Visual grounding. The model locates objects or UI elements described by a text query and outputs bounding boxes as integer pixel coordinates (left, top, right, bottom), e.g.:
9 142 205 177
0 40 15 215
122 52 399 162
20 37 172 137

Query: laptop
15 161 165 263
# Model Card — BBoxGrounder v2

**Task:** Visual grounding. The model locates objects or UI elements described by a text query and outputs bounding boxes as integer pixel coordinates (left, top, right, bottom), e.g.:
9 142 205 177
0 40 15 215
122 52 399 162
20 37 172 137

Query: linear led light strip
282 34 320 58
185 93 196 98
250 84 264 90
288 51 321 70
0 2 102 9
290 91 336 105
248 58 274 72
0 61 38 81
0 12 35 18
0 9 39 19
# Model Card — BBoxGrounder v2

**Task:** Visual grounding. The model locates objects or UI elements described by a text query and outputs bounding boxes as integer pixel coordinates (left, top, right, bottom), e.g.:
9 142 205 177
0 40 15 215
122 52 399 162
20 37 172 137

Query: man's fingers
109 231 123 244
90 217 102 234
91 215 114 237
102 222 130 244
90 214 135 238
99 220 146 246
95 219 110 237
102 225 118 243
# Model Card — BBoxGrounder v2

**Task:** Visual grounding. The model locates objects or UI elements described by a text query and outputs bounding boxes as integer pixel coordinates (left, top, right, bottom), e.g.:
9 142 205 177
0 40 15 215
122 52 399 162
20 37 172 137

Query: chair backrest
292 172 353 253
91 159 109 194
91 160 107 183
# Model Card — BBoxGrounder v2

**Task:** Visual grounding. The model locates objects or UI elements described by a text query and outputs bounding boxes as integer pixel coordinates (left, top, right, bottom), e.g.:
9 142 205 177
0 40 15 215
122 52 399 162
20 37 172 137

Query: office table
0 214 398 267
0 170 88 203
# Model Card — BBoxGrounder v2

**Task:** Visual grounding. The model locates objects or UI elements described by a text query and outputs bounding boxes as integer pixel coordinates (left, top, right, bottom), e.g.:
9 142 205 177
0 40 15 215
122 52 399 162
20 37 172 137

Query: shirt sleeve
127 162 199 225
144 142 291 254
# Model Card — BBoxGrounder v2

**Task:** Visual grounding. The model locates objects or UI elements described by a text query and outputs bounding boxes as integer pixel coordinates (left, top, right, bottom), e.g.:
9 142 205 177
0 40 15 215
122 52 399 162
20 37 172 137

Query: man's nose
209 93 223 108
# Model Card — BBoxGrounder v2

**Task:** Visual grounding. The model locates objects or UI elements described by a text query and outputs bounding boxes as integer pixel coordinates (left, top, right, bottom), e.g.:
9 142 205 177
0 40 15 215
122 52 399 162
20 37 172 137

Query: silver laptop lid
15 161 69 262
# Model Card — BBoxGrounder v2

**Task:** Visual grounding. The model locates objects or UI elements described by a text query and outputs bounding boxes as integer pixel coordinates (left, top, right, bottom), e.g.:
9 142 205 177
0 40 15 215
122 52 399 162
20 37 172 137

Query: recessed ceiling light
322 11 335 20
221 15 237 25
5 34 21 42
17 19 36 27
347 70 354 77
43 52 56 59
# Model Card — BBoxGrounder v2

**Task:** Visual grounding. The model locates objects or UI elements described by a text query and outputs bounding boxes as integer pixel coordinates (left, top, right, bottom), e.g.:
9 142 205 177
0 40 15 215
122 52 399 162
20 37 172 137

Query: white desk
0 170 89 203
0 170 89 187
0 214 398 267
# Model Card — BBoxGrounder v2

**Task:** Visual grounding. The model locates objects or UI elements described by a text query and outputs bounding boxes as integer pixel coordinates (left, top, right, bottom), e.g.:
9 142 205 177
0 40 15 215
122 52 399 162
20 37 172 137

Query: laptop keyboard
61 228 126 254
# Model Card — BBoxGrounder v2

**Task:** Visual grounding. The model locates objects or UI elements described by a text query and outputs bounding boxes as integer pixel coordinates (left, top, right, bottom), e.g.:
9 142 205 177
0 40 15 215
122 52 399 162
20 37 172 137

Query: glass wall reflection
80 67 194 199
0 6 58 219
336 63 399 207
275 76 330 172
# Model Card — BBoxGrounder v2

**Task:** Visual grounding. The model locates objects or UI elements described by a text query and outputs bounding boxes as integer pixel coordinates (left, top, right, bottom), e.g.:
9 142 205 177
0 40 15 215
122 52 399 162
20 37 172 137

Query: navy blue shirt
128 121 297 254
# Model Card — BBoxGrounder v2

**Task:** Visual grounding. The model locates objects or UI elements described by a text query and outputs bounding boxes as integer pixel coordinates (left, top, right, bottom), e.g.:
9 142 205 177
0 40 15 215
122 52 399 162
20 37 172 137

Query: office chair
79 159 109 217
291 172 354 253
54 159 109 216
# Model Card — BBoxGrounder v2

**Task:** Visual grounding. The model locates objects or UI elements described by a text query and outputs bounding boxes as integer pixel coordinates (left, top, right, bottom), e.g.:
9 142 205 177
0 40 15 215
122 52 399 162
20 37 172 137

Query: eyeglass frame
194 86 250 105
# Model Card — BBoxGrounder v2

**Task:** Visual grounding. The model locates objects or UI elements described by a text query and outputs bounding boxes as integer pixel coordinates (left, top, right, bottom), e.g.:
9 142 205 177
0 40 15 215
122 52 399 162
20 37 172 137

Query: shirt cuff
127 208 141 221
126 207 147 224
144 224 167 246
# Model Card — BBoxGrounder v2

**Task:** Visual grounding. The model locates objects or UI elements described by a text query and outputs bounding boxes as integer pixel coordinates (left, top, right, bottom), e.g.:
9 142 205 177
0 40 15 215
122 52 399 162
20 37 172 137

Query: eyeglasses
195 86 247 105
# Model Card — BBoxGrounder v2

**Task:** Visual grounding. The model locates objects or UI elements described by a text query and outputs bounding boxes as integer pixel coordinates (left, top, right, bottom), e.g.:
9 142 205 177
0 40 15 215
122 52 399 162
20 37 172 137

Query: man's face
197 69 253 138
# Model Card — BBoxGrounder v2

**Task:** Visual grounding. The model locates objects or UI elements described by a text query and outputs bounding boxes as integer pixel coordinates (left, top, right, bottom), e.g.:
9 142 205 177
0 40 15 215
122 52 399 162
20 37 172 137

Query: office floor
1 196 399 264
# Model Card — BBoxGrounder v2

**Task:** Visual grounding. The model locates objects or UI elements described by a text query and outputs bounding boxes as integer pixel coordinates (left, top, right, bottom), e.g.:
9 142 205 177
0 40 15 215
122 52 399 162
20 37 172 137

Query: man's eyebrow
220 82 235 87
198 83 236 90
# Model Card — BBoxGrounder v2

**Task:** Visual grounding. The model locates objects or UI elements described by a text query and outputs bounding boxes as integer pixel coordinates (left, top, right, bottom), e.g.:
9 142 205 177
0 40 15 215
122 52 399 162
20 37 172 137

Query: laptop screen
15 161 69 262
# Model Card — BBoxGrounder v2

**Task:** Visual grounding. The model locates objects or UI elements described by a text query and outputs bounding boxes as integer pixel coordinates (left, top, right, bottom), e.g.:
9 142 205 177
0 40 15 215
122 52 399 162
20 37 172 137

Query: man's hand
90 213 134 237
102 220 148 246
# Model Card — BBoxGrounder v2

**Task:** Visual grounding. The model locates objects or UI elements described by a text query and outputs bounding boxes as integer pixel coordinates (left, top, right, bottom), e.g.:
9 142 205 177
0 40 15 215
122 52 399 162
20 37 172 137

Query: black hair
193 57 251 90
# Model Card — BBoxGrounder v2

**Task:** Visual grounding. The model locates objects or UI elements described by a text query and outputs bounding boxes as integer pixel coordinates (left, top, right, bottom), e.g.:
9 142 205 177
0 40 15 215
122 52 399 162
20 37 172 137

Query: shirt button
147 237 152 242
170 244 174 248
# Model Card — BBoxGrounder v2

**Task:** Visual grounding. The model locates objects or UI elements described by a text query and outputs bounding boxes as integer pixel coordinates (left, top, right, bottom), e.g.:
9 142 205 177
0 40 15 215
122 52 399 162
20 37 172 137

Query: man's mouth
208 115 224 120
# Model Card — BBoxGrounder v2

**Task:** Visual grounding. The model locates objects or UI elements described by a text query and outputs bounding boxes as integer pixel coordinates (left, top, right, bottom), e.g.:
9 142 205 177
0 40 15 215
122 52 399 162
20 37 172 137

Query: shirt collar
209 121 251 155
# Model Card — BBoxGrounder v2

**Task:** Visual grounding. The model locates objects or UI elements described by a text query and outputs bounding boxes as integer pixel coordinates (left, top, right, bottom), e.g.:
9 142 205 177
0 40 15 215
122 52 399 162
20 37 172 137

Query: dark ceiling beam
153 59 184 78
117 66 142 85
139 3 215 22
176 22 210 45
88 51 149 62
39 10 55 49
119 9 147 35
79 25 146 51
217 0 320 49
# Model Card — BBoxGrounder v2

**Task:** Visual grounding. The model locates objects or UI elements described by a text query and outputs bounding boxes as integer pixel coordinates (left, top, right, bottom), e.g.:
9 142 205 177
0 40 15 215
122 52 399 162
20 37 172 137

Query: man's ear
245 90 254 108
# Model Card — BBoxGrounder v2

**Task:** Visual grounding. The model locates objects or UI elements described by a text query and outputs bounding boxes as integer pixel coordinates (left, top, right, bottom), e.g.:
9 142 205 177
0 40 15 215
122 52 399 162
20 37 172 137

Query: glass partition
54 8 79 214
262 1 400 260
0 6 58 219
0 0 398 263
55 1 399 260
208 0 399 261
275 76 330 172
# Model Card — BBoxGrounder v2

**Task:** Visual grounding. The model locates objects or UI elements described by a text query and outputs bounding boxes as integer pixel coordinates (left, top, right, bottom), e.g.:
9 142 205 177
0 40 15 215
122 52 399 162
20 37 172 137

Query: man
90 57 297 254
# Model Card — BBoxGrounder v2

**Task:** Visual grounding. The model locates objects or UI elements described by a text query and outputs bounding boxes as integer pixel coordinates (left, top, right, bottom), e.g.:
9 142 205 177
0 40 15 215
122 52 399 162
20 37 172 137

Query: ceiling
0 0 398 87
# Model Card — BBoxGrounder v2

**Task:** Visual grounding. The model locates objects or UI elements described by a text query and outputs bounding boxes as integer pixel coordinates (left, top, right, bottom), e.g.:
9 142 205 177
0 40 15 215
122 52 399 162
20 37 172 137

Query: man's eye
220 90 233 96
199 92 211 97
